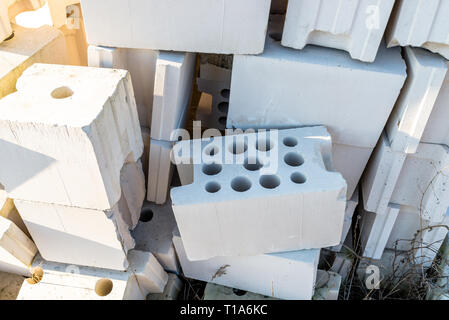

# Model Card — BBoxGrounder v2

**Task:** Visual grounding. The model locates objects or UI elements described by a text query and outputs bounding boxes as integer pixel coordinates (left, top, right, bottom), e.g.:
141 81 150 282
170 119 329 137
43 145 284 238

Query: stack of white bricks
360 46 449 266
359 0 449 266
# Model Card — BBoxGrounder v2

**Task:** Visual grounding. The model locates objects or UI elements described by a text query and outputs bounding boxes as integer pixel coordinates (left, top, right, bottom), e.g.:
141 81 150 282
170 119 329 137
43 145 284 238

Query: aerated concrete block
331 143 372 199
385 47 448 154
151 51 196 141
88 45 157 128
228 24 406 150
147 139 174 205
173 231 320 300
386 206 449 268
0 24 67 99
282 0 395 62
132 201 180 273
0 63 143 211
81 0 271 54
362 132 407 215
386 0 449 60
228 22 406 197
390 143 449 222
14 198 135 270
171 126 347 260
195 63 232 131
360 204 400 259
17 251 168 300
0 0 12 43
421 66 449 147
0 216 37 276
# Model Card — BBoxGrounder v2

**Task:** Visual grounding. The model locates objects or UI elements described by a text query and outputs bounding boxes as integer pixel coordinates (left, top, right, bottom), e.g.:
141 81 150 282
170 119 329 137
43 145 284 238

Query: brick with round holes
171 126 347 260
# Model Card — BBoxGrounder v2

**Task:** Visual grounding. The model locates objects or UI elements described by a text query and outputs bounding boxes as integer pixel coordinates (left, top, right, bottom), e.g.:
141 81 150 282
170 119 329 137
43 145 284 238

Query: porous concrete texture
81 0 271 54
173 231 320 300
171 126 347 260
0 63 143 211
387 0 449 60
282 0 395 62
385 47 448 154
88 45 157 128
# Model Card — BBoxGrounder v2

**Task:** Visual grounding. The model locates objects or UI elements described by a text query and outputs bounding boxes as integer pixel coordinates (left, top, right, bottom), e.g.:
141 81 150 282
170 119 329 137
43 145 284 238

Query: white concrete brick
332 143 372 200
17 251 168 300
147 139 174 205
195 64 231 131
282 0 395 62
132 201 180 273
88 45 157 128
228 25 406 150
390 143 449 222
386 0 449 60
362 132 407 215
421 66 449 147
0 0 12 43
385 47 448 154
360 204 400 259
173 231 320 300
386 206 449 267
330 188 358 252
0 216 37 277
14 198 135 271
81 0 271 54
171 127 347 260
120 161 146 230
0 64 143 211
151 51 196 141
0 24 67 99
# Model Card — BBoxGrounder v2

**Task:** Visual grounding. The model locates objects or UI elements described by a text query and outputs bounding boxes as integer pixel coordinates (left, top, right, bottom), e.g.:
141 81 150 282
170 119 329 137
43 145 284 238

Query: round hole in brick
140 208 154 222
95 278 113 297
231 176 251 192
51 86 73 99
218 102 229 113
205 145 219 156
269 32 282 41
284 152 304 167
202 163 222 175
291 172 306 184
244 157 263 171
260 175 281 189
233 289 247 296
26 267 44 285
283 136 298 147
229 139 248 155
221 89 230 99
218 117 227 125
205 182 221 193
256 138 274 152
